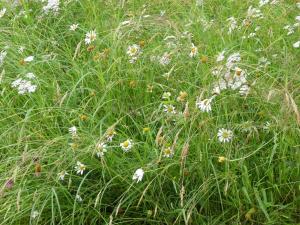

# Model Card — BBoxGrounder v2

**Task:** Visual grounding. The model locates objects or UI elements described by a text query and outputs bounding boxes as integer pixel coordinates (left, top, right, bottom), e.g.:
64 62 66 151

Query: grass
0 0 299 224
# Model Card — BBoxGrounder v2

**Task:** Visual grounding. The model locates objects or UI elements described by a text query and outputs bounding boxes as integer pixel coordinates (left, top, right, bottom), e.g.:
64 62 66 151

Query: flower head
96 142 107 157
163 146 174 158
189 43 198 58
132 168 144 183
163 104 176 114
217 128 233 143
70 24 79 31
58 171 68 180
120 139 133 152
196 97 213 112
75 161 86 175
85 30 97 45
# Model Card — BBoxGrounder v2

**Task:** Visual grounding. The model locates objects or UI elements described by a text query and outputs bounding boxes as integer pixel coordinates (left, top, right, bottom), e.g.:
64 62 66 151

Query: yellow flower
143 127 150 133
218 156 227 163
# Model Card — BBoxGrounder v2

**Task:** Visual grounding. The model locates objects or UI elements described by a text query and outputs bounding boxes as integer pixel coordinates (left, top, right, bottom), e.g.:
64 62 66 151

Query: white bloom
120 139 133 152
216 51 225 62
162 92 171 99
227 17 238 34
106 129 116 142
0 8 6 18
68 126 77 137
226 52 241 69
58 171 68 180
293 40 300 48
163 147 174 158
84 30 97 45
239 84 250 96
217 128 233 143
70 24 79 31
259 0 269 7
163 104 176 114
75 161 86 175
43 0 60 13
75 194 83 202
247 6 263 19
295 16 300 23
126 44 141 57
11 78 37 95
96 142 107 157
25 72 36 79
159 53 171 65
196 97 213 112
284 25 295 36
24 56 34 62
31 210 39 219
132 168 144 183
189 43 198 58
0 50 7 65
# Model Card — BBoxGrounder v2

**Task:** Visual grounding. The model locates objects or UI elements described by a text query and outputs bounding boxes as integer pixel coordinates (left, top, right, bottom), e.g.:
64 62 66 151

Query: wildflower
163 146 174 158
68 126 77 137
31 210 39 219
75 194 83 202
227 17 238 34
259 0 269 7
200 55 208 63
43 0 60 13
217 128 233 143
70 24 79 31
5 179 14 189
84 30 97 45
159 53 171 65
246 6 263 19
189 43 198 58
25 72 36 79
239 84 250 96
106 129 116 142
163 104 176 114
226 52 241 69
132 168 144 183
196 97 213 112
0 8 6 18
75 161 86 175
293 41 300 48
177 91 188 102
126 44 141 57
11 78 37 94
218 156 227 163
162 92 171 99
0 50 7 65
216 50 225 62
58 171 68 180
143 127 150 133
24 56 34 62
120 139 133 152
96 142 107 157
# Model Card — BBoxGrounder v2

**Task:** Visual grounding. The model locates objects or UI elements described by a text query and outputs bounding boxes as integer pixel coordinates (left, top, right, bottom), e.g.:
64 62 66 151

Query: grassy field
0 0 299 224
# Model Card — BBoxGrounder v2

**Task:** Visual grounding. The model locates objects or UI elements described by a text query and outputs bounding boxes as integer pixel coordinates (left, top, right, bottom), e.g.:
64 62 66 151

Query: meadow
0 0 299 224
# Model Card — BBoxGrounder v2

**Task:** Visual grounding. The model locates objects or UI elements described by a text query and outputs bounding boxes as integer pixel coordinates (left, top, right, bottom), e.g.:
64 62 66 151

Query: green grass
0 0 299 224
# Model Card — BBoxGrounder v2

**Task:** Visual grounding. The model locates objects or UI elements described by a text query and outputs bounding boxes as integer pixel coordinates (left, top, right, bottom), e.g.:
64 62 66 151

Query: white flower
163 147 174 158
106 129 116 142
120 139 133 152
96 142 107 157
70 24 79 31
24 56 34 62
11 78 37 95
159 53 171 65
162 92 171 99
132 168 144 183
75 194 83 202
25 72 36 79
31 210 39 219
217 128 233 143
0 50 7 65
196 97 213 112
163 104 176 114
295 16 300 23
247 6 263 19
216 51 225 62
0 8 6 18
259 0 269 7
68 126 77 137
227 17 238 34
43 0 60 13
75 161 86 175
126 44 141 57
293 40 300 48
84 30 97 45
239 84 250 96
189 43 198 58
226 52 241 69
58 171 68 180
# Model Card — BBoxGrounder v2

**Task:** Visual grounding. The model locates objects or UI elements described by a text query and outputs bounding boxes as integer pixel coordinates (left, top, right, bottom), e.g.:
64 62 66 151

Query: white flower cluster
11 73 37 95
126 44 141 63
212 52 250 96
43 0 60 13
